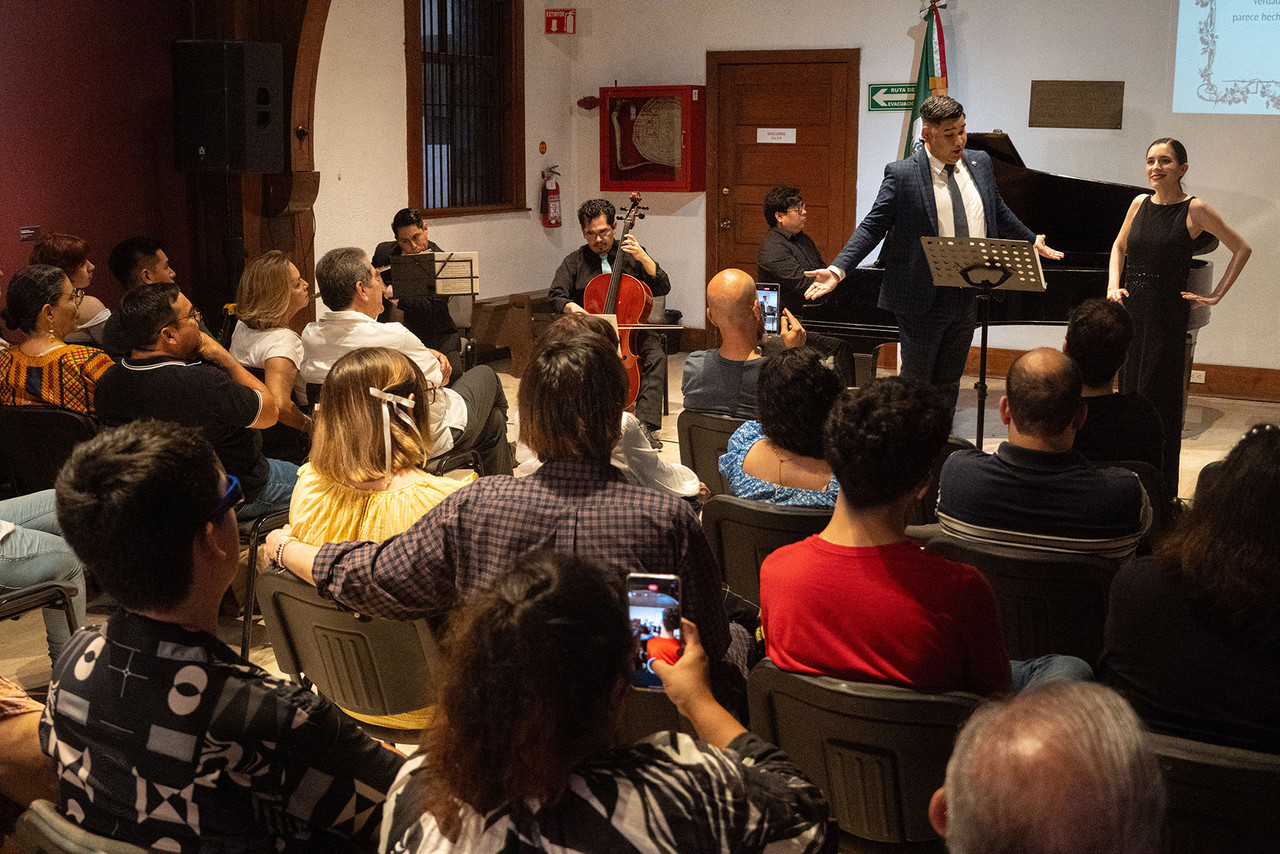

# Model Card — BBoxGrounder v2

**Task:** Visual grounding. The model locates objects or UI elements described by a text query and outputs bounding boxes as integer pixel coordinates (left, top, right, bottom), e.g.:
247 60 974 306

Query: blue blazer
831 147 1036 316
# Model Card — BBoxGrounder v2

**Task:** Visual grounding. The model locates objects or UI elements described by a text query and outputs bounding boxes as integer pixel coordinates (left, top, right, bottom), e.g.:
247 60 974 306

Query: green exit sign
868 83 916 112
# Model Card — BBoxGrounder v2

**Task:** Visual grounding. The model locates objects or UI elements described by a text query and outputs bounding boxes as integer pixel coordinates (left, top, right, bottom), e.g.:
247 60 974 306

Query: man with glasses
94 283 298 519
757 186 856 385
301 247 512 476
44 421 404 851
550 198 672 448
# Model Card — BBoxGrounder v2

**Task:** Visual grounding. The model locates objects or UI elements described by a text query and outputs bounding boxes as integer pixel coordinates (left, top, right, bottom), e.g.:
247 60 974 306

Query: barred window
406 0 525 213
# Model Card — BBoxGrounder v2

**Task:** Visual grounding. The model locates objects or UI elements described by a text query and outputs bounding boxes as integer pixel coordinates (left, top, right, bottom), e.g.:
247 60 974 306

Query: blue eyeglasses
210 475 244 520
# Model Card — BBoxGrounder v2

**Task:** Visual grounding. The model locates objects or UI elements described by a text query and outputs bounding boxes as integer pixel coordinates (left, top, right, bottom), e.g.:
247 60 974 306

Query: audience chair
907 435 975 527
749 658 980 846
615 687 695 745
237 508 292 659
1146 731 1280 854
676 410 747 497
700 495 832 606
925 533 1117 665
242 366 310 465
216 303 237 349
0 581 79 643
13 799 146 854
1194 459 1223 497
1108 459 1179 545
0 406 97 496
255 569 442 743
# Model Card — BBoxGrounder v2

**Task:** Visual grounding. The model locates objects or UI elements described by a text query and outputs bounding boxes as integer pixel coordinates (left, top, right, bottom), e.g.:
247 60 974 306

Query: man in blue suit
805 95 1062 417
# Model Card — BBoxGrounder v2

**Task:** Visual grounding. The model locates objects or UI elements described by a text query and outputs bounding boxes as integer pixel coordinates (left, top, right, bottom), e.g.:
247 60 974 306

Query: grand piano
798 132 1217 354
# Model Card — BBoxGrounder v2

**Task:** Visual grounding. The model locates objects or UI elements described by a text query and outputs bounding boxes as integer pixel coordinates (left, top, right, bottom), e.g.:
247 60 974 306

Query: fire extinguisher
540 166 562 228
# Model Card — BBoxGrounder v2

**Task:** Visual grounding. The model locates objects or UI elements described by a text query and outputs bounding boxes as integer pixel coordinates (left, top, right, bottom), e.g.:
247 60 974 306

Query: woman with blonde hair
229 250 313 439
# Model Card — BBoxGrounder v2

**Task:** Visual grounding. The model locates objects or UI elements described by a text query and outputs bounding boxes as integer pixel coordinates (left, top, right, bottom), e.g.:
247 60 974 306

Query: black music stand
921 237 1046 446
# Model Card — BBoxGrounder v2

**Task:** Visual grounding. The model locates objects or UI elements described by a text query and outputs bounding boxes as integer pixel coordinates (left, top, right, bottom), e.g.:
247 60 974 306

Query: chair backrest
1108 458 1177 543
748 659 980 844
217 304 238 349
14 799 147 853
1145 731 1280 854
925 533 1117 664
908 435 976 526
0 406 97 495
240 365 310 465
675 409 746 497
700 495 832 605
255 571 442 719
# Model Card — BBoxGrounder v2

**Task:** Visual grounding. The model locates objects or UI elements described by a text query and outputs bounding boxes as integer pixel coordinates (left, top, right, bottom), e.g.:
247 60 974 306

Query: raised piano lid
967 132 1218 259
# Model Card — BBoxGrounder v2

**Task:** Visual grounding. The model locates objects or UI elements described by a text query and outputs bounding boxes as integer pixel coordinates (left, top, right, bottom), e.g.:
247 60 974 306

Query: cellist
549 198 671 448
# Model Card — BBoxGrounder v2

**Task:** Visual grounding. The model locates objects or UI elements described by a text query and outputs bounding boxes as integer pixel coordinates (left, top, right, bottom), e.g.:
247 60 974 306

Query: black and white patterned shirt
380 731 830 853
40 611 405 852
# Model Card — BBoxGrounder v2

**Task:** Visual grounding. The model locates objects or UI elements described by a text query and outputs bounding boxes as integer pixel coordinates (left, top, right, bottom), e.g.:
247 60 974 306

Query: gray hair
944 682 1165 854
315 247 370 311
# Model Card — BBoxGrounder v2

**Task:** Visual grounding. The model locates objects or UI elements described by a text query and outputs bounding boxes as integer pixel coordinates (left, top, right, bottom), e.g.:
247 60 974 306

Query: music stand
921 236 1046 446
389 252 481 302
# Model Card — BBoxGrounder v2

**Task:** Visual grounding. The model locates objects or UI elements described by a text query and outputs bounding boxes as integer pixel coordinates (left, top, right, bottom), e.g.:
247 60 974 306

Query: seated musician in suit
549 198 670 448
755 186 855 384
370 207 464 381
937 348 1151 558
682 268 806 419
1063 298 1164 475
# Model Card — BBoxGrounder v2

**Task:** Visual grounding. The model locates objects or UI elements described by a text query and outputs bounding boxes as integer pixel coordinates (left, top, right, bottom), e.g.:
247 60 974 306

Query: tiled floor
4 353 1278 692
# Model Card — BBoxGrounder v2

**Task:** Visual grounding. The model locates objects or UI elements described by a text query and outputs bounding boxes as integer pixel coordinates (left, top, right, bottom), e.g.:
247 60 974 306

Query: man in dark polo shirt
95 283 296 519
937 348 1150 558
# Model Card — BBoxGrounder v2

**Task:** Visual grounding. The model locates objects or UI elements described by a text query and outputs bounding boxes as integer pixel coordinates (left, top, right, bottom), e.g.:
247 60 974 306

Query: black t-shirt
1073 391 1165 473
96 356 268 500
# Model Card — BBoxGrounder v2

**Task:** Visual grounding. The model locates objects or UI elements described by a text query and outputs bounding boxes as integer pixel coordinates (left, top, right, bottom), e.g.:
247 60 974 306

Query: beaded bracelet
274 535 299 568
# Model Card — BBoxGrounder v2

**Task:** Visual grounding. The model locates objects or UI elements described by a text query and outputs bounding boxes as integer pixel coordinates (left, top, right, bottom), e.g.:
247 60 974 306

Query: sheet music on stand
388 251 480 301
921 236 1046 293
919 236 1046 447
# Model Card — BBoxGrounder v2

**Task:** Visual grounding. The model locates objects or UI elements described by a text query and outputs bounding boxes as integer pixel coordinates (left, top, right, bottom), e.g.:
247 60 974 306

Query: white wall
314 0 1279 369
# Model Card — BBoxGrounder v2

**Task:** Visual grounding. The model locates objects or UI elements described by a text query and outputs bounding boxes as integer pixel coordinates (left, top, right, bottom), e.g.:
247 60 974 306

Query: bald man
680 269 806 419
930 682 1165 854
937 347 1150 557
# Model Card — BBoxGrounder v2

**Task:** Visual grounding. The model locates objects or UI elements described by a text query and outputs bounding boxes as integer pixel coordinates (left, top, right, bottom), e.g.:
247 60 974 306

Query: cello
582 192 652 407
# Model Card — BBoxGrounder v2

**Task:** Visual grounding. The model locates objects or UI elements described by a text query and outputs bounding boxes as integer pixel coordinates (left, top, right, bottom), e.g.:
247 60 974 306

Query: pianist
803 95 1062 418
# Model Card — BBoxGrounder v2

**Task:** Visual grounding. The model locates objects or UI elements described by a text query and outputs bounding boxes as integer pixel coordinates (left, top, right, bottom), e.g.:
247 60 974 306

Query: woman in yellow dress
287 346 474 730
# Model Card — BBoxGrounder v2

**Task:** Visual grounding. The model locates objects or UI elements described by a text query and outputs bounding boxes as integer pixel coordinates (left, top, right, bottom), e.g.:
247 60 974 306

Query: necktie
945 163 969 239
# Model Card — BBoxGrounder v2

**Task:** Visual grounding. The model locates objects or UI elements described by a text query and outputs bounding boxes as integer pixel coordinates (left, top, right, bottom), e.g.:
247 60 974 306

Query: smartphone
756 283 781 334
626 573 682 691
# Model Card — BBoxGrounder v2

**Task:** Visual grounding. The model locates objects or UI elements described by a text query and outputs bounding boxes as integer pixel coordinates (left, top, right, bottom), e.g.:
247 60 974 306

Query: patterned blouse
0 343 113 415
380 731 830 853
719 421 839 508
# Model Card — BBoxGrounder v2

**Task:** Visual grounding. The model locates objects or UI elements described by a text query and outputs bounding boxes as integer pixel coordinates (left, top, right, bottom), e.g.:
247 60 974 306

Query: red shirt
760 536 1011 696
646 636 681 665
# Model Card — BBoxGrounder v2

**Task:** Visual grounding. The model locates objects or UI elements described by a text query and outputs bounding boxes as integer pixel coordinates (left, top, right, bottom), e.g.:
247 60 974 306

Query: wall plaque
1028 80 1124 129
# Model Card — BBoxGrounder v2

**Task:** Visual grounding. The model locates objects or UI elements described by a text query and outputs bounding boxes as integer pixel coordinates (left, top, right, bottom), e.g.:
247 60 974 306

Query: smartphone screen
757 283 780 334
626 573 682 690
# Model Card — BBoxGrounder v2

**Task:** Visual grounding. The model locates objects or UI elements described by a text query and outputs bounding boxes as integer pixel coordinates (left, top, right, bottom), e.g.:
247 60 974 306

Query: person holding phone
379 550 830 854
682 268 808 420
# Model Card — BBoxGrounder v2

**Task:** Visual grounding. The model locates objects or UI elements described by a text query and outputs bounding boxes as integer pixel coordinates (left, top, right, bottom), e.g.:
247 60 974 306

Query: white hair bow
368 386 422 481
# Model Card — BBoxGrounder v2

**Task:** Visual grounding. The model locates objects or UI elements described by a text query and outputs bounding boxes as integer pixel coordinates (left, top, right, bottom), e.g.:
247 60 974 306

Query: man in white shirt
302 247 512 475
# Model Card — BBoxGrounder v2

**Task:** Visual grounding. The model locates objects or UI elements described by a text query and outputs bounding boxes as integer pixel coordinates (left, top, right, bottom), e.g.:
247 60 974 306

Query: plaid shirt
314 459 731 665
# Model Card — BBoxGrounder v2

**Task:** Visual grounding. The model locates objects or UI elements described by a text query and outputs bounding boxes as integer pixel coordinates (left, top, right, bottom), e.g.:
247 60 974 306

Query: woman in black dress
1107 138 1251 495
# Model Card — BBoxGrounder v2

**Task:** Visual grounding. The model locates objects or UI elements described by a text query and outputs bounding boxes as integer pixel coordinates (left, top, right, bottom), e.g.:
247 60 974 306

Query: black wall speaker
172 40 284 173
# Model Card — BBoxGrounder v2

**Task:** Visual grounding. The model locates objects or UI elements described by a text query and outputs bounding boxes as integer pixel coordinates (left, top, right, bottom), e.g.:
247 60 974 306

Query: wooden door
706 50 860 291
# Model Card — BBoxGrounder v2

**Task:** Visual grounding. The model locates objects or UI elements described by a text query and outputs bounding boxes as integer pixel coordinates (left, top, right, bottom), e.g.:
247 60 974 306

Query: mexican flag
904 1 949 159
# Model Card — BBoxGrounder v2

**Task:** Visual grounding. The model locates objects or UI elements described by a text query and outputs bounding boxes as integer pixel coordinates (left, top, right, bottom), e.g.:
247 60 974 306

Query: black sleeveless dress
1117 196 1195 494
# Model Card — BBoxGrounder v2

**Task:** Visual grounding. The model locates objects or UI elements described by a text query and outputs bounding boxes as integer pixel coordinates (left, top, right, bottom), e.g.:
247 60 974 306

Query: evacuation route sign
868 83 915 112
